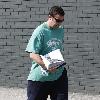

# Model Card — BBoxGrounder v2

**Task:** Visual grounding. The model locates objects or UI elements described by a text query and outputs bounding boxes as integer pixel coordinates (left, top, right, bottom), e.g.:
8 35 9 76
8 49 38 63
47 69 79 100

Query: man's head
47 6 65 28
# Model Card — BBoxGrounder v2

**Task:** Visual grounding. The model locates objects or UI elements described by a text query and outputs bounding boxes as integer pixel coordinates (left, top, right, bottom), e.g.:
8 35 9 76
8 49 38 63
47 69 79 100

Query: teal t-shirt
25 22 64 81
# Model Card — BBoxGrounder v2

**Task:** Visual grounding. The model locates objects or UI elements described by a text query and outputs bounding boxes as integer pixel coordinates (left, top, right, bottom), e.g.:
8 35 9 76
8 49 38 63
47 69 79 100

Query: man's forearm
30 53 57 72
30 53 46 69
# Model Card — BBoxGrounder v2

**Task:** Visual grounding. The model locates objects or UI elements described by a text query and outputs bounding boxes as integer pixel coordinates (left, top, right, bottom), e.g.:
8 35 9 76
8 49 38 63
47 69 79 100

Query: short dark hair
49 6 65 17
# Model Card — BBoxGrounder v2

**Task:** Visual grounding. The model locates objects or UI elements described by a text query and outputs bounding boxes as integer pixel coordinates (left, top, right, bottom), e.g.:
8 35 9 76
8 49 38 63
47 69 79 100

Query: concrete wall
0 0 100 94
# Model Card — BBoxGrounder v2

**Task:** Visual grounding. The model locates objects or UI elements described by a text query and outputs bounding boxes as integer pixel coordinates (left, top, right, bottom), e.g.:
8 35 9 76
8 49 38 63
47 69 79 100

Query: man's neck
46 20 52 28
46 21 59 29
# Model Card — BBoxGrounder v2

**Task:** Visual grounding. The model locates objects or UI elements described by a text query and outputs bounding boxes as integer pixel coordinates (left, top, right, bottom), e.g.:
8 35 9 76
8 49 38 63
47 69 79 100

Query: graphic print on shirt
47 38 62 51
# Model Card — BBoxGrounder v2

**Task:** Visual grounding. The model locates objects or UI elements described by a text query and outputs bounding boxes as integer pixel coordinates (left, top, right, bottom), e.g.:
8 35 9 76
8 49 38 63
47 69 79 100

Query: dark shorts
27 68 68 100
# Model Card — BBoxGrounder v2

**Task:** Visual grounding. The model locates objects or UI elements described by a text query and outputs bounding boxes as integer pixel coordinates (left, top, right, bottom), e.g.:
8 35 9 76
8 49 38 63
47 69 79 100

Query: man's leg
27 80 48 100
50 68 68 100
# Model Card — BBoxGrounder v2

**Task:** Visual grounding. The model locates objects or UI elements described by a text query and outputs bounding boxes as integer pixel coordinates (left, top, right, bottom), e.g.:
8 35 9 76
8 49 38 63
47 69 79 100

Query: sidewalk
0 87 50 100
0 87 100 100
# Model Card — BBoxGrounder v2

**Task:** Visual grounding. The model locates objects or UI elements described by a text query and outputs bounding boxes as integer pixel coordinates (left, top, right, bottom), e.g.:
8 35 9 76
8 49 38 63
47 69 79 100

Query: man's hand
47 66 58 73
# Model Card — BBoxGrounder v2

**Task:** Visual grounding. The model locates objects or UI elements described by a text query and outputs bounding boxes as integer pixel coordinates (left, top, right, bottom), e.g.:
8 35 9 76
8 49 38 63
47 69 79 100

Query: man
25 6 68 100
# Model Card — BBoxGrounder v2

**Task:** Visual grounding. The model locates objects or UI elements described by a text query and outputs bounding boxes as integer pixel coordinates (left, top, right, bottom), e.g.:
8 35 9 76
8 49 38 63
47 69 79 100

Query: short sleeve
25 30 43 54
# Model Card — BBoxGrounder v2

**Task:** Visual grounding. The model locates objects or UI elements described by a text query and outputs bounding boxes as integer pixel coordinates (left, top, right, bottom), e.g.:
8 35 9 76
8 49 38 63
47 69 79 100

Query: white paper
40 49 66 70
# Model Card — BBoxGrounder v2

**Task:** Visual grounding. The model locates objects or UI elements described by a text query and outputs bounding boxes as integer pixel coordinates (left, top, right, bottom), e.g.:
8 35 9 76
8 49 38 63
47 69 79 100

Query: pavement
0 87 100 100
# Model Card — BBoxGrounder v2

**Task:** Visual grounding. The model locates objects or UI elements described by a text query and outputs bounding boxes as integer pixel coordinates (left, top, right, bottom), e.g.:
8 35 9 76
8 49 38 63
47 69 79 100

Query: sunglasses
53 17 64 23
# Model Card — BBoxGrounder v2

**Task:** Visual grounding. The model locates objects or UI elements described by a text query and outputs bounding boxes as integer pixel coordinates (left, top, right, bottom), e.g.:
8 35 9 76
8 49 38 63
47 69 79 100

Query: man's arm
30 52 57 72
30 53 46 69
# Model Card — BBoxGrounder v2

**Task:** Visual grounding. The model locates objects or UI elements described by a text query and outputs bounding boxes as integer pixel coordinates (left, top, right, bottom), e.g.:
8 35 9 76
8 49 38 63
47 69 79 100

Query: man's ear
48 15 52 20
48 15 52 18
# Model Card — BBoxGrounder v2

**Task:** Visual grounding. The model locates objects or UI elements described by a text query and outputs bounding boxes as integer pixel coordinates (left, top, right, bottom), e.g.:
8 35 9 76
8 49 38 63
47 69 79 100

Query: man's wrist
41 64 48 71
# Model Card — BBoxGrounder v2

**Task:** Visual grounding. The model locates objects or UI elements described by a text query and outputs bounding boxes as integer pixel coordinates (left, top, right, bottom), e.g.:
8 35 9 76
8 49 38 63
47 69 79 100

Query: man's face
49 14 64 28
